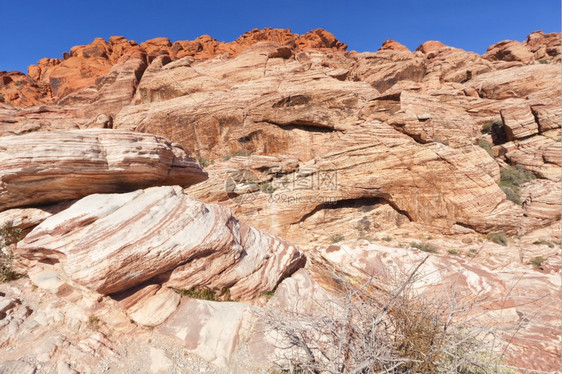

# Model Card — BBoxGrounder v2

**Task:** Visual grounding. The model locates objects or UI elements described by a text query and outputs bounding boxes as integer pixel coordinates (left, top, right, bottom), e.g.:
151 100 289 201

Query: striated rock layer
18 186 305 299
0 129 207 211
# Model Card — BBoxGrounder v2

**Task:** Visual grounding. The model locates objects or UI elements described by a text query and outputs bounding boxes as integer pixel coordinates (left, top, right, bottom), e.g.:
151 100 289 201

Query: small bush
411 241 437 253
448 249 460 256
533 239 554 248
174 287 218 301
489 232 507 246
173 287 232 301
499 165 535 205
260 182 276 194
0 223 24 283
330 234 345 243
197 157 214 168
88 315 101 330
382 236 392 242
538 59 549 64
481 121 502 135
500 165 535 187
531 256 547 270
223 151 251 161
478 139 494 157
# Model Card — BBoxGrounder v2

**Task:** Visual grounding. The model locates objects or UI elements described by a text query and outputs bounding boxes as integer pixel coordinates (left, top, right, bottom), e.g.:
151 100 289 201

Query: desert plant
489 232 508 246
223 151 251 161
448 249 460 256
330 234 345 244
0 223 24 283
538 59 549 64
533 239 555 248
410 241 437 253
173 287 232 301
197 156 214 168
531 256 547 270
88 315 101 330
382 236 392 242
499 165 535 205
260 182 277 194
481 121 503 135
478 139 494 157
257 257 517 374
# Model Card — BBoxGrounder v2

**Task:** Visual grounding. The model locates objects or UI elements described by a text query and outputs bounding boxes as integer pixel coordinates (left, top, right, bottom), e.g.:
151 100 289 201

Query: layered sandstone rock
0 129 207 211
2 28 347 108
18 186 305 299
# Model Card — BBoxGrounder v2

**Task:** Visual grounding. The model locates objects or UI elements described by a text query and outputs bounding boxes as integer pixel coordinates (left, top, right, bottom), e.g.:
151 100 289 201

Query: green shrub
382 236 392 242
330 234 345 243
223 151 251 161
447 249 460 256
0 223 24 283
481 121 502 134
174 287 232 301
478 139 494 157
499 165 535 205
538 59 549 64
260 182 276 194
500 165 535 187
533 239 555 248
531 256 547 270
88 315 102 330
197 157 214 168
411 241 437 253
489 232 507 246
501 186 522 205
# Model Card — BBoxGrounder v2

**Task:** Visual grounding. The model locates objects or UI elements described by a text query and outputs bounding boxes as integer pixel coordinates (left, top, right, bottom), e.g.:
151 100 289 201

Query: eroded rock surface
18 186 304 299
0 129 207 211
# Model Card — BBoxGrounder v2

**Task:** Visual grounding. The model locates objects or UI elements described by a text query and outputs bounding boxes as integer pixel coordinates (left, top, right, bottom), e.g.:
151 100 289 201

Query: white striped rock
18 186 305 299
0 129 207 212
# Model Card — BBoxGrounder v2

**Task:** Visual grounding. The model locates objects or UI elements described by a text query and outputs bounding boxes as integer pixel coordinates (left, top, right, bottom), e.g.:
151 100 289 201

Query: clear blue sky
1 0 560 73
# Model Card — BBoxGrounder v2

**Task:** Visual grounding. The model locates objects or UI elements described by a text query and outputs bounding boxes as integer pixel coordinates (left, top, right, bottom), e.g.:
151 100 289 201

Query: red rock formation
379 39 409 51
1 28 347 108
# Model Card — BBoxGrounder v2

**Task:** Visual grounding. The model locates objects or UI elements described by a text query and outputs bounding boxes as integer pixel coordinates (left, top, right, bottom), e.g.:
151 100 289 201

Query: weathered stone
0 129 207 211
18 186 305 299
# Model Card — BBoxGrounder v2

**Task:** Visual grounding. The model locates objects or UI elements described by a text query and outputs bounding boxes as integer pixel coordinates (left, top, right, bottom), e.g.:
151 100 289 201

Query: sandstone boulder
0 129 207 211
18 186 305 299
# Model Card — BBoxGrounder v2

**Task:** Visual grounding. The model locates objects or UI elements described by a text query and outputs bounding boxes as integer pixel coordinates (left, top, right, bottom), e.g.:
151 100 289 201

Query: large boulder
18 186 305 299
0 129 207 211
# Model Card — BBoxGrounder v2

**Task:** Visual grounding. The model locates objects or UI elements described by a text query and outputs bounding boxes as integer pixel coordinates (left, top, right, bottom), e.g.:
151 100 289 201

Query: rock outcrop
0 129 207 211
18 186 305 299
0 28 560 373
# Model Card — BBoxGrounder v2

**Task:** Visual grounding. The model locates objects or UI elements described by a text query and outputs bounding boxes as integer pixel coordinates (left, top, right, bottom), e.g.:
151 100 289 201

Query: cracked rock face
0 129 207 211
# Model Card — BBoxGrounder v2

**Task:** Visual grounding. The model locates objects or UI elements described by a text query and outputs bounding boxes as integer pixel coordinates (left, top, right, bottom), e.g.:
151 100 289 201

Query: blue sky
1 0 560 73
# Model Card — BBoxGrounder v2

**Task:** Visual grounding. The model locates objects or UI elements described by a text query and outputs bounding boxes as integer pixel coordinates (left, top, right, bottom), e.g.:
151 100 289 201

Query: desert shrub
499 165 535 205
197 157 214 168
88 315 101 330
330 234 345 243
410 241 437 253
173 287 232 301
489 232 508 246
382 236 392 242
448 249 460 255
531 256 547 270
533 239 555 248
258 257 516 374
0 223 24 283
501 186 522 205
260 182 277 194
478 139 494 157
481 121 502 135
223 151 251 161
538 59 549 64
